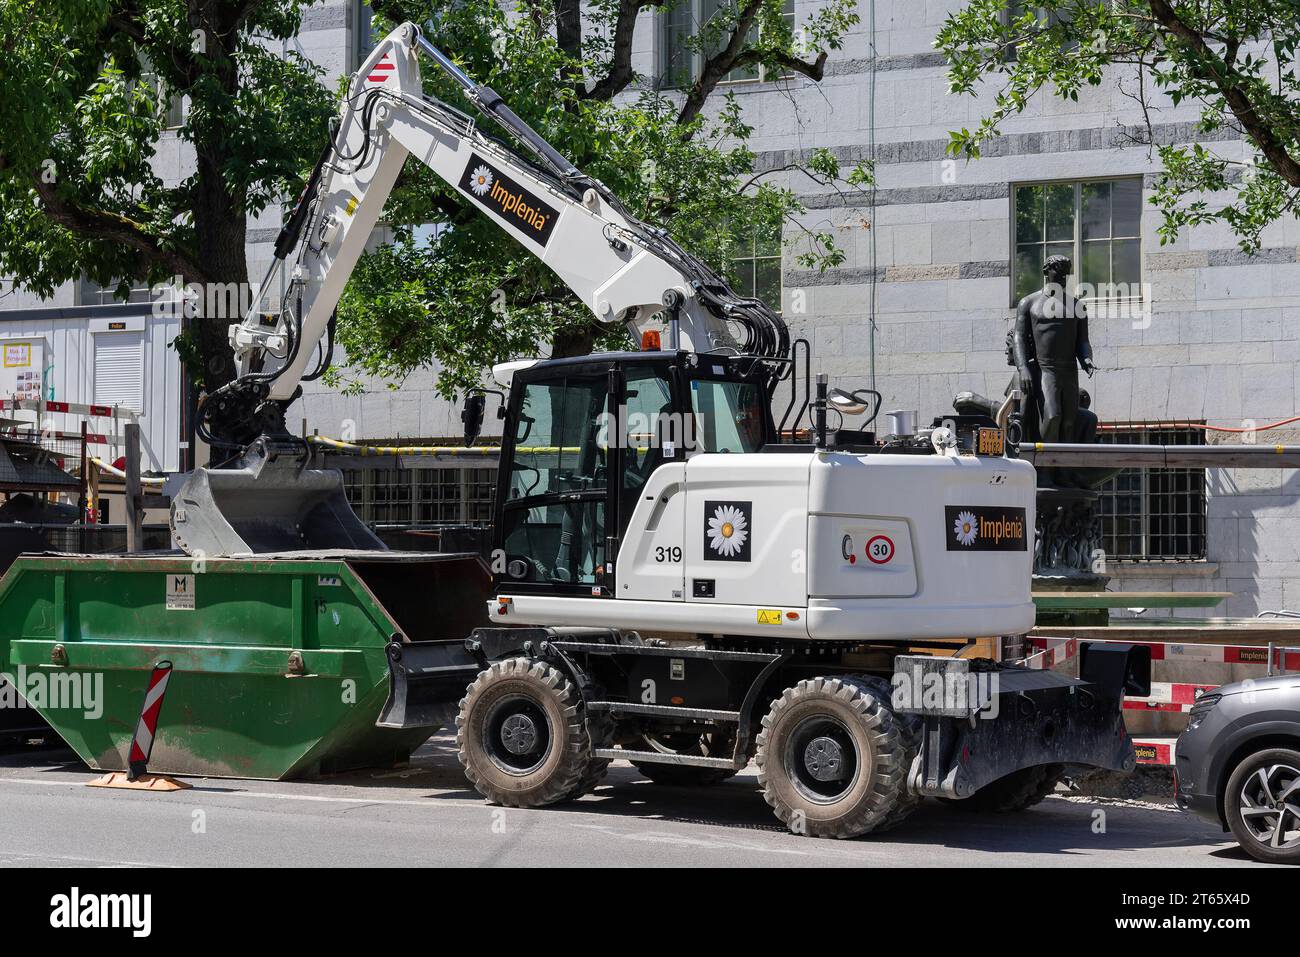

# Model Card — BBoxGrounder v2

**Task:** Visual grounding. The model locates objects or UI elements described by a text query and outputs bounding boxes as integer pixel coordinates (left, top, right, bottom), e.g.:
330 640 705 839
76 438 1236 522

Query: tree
331 0 867 398
0 1 335 387
938 1 1300 252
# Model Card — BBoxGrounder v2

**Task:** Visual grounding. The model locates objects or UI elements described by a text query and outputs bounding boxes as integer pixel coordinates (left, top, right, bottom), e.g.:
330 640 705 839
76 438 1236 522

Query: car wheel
1224 747 1300 865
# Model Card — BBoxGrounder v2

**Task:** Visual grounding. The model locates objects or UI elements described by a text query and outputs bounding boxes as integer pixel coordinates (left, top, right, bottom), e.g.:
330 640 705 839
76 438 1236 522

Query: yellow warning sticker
756 608 782 625
344 195 359 215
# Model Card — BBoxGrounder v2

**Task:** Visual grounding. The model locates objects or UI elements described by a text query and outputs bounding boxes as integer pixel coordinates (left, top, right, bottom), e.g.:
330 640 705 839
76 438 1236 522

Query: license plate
977 427 1004 456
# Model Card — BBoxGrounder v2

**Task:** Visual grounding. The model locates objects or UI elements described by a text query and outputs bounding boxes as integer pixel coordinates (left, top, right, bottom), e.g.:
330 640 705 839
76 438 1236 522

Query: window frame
1008 175 1144 308
658 0 797 90
729 218 784 309
76 276 156 307
138 55 186 130
1001 3 1081 61
342 463 497 526
1095 422 1208 563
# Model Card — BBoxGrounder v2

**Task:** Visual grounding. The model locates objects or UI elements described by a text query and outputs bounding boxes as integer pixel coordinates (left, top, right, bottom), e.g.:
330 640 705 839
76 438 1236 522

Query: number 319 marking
655 545 682 563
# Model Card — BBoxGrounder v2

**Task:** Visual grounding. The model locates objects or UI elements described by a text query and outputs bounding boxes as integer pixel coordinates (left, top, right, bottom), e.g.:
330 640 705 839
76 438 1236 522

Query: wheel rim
482 694 552 775
1238 763 1300 850
783 714 860 805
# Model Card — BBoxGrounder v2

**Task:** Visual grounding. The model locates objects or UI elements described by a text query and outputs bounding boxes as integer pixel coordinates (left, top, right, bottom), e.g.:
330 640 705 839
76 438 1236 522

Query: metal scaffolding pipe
1016 442 1300 468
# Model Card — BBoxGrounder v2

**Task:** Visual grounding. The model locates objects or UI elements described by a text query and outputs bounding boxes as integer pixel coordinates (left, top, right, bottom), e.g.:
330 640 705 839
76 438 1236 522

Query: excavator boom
174 21 787 557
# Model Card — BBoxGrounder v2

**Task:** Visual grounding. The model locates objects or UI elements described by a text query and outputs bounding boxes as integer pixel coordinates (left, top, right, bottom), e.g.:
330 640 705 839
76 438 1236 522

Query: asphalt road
0 734 1276 868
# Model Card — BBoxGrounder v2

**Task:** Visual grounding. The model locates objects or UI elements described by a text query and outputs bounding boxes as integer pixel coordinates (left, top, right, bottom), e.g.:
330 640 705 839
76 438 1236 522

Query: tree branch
585 0 666 101
676 1 826 126
554 0 583 60
677 0 764 125
32 177 211 287
1147 0 1300 187
770 49 827 81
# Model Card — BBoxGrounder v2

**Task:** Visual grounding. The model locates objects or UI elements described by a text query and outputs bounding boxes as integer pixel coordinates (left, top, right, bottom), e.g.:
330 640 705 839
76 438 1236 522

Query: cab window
509 378 607 499
502 376 608 586
690 378 766 453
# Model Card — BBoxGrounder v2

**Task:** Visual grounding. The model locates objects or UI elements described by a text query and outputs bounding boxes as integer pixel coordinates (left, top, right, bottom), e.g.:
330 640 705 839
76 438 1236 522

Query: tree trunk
190 162 248 390
187 10 247 391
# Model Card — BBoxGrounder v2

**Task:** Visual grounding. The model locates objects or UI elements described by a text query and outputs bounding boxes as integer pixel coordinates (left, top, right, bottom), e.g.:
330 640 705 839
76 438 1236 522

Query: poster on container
1 338 46 403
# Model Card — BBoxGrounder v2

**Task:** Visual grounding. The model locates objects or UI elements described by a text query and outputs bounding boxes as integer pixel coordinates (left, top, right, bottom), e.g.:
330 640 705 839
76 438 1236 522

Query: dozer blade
171 437 385 557
376 639 484 730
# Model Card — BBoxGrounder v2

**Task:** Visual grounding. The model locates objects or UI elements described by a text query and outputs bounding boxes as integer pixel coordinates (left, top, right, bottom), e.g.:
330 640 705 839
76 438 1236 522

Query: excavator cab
490 350 773 596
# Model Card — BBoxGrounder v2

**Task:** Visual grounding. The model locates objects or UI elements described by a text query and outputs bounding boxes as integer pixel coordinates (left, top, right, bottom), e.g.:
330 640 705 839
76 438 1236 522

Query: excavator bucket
171 438 384 557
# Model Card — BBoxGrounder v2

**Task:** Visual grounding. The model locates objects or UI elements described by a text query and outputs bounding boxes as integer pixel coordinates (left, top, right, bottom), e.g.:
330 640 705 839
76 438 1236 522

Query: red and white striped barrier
1123 681 1219 713
2 398 139 447
0 399 138 421
1024 636 1078 670
1027 635 1294 670
1132 737 1177 766
128 661 173 780
87 661 190 791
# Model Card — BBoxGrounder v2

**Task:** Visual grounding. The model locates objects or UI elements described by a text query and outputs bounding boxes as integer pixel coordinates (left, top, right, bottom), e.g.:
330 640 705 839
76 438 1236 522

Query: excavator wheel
939 763 1065 813
565 704 614 800
456 658 602 808
875 704 924 833
756 675 913 839
630 731 740 787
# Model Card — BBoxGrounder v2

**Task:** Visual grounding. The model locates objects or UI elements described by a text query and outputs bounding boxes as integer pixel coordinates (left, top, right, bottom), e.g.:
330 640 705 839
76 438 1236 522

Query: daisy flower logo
953 510 979 546
468 164 494 196
706 503 750 559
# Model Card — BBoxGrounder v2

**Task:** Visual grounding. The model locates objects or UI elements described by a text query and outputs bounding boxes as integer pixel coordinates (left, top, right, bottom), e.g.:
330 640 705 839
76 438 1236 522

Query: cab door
614 364 686 601
496 371 612 595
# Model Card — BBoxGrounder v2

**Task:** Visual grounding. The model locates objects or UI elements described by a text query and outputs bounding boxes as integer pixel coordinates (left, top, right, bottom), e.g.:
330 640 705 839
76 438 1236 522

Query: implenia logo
952 510 979 547
458 154 559 246
944 506 1027 552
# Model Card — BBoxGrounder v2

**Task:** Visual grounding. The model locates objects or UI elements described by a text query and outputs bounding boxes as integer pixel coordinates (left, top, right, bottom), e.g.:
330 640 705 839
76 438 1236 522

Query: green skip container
0 552 490 780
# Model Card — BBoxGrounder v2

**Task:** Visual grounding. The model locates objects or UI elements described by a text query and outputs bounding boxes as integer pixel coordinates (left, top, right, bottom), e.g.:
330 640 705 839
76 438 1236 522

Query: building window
1096 424 1207 562
660 0 795 89
1003 3 1079 60
138 56 185 129
76 276 156 307
342 465 497 525
1012 178 1142 305
730 219 782 307
354 2 379 72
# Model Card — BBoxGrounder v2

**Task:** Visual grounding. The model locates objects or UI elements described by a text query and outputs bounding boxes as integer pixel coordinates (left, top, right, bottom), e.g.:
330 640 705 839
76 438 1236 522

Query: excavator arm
205 21 786 450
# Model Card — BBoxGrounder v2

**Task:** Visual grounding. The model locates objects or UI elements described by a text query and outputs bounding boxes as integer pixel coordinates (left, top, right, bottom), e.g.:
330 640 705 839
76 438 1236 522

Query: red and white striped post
127 661 173 781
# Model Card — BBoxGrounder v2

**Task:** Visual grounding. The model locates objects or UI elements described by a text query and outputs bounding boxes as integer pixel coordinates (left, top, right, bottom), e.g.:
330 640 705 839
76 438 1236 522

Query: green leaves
0 1 333 306
939 1 1300 252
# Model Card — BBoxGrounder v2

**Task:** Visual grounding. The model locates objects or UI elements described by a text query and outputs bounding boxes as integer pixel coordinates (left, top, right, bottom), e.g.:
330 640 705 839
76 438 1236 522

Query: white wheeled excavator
170 21 1147 837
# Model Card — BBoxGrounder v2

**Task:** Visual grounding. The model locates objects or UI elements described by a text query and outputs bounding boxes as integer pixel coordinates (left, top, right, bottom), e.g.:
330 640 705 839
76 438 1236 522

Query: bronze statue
1014 254 1095 445
954 254 1100 485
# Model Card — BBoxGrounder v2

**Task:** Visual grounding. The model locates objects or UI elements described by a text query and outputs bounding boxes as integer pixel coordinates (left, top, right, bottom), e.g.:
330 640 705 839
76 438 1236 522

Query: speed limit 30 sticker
865 534 895 564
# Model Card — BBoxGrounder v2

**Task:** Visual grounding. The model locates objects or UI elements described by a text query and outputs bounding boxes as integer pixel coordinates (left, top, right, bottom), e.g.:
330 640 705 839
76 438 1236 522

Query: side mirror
461 393 486 446
828 388 868 417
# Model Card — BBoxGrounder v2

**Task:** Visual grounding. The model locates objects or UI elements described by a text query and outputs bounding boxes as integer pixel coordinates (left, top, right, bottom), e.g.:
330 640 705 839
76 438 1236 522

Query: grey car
1176 674 1300 864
